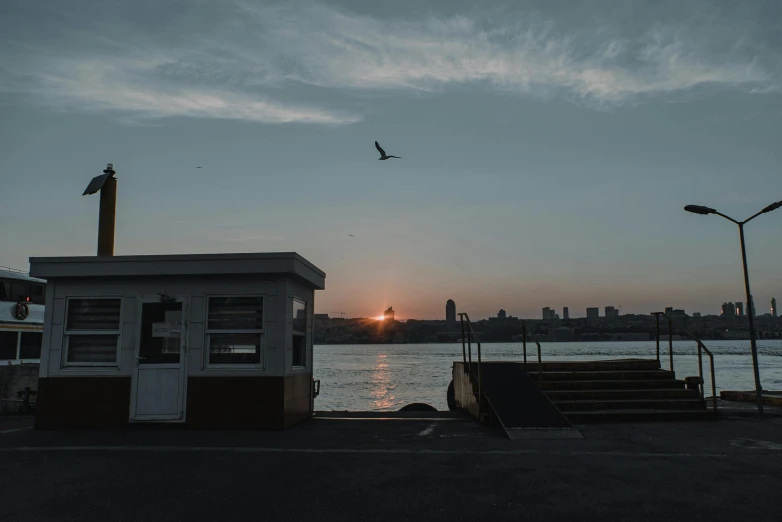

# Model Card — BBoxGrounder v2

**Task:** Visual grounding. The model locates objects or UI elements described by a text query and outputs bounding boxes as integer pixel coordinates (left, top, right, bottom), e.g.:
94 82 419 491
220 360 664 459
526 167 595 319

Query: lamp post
684 200 782 416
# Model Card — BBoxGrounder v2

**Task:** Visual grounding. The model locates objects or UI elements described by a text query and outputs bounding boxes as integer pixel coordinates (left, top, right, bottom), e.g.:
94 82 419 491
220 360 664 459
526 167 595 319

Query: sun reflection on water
370 352 397 410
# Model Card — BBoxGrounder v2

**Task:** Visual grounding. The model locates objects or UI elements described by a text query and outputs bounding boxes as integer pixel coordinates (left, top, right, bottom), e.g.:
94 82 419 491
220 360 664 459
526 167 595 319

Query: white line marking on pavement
0 446 775 458
0 427 32 435
418 424 435 436
730 438 782 451
312 417 464 421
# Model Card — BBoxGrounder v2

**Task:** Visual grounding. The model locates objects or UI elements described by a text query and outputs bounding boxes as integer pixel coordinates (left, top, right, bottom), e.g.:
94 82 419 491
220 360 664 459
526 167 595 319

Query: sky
1 0 781 321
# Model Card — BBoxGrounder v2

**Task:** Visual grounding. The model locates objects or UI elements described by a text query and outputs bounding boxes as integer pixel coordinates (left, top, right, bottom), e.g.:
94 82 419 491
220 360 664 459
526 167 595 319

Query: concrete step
551 398 706 412
539 379 687 391
544 389 701 401
519 359 661 372
530 370 676 381
563 409 717 423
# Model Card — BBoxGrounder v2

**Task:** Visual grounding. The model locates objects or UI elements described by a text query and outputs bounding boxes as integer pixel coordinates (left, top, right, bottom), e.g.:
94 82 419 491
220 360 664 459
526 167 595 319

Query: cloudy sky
1 0 781 320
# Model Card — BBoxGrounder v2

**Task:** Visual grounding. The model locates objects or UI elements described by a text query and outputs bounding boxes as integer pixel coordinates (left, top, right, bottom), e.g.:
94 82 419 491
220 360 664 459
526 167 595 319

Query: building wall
40 275 311 378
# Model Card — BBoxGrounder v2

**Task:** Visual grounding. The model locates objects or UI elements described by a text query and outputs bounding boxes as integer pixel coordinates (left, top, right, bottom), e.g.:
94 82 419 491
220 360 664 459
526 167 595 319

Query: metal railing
519 321 543 384
652 312 718 412
459 313 483 416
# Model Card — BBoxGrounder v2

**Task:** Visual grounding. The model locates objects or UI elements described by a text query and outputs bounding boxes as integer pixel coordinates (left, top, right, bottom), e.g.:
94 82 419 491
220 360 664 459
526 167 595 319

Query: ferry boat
0 267 45 365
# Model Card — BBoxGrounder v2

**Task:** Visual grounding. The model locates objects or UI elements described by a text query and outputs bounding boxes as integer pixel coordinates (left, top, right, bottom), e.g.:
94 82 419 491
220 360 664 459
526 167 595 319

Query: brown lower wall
36 374 314 430
284 372 314 428
36 376 131 430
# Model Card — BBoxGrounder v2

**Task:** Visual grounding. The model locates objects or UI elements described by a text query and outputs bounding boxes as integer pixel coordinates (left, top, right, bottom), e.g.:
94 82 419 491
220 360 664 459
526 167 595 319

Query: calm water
313 340 782 411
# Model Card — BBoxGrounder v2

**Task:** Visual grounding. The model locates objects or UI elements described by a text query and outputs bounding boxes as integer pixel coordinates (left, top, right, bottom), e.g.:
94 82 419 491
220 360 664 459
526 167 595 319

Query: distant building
446 299 456 324
736 302 744 316
314 313 330 321
542 307 551 320
384 306 395 321
605 306 619 318
665 307 673 316
548 327 575 342
672 309 686 319
563 307 569 320
772 298 778 318
586 307 599 319
497 309 506 319
722 302 736 317
693 312 702 318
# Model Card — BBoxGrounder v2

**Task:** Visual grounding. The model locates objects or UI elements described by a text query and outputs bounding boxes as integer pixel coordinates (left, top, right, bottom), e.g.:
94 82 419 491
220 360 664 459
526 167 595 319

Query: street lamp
684 199 782 415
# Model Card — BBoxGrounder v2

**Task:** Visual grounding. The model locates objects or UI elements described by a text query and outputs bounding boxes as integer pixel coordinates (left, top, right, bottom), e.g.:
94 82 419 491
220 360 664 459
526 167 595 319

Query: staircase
527 359 715 423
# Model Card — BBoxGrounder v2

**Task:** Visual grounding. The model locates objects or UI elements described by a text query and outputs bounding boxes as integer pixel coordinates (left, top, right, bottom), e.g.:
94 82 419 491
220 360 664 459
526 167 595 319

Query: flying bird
375 141 400 160
196 166 202 168
349 234 355 237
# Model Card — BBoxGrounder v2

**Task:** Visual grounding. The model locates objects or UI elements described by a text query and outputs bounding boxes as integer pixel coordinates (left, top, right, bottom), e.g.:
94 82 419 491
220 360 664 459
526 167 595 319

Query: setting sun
375 315 386 321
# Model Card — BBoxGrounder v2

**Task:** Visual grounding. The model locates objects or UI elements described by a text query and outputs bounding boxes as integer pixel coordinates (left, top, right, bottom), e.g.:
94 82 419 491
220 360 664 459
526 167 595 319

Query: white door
130 297 188 422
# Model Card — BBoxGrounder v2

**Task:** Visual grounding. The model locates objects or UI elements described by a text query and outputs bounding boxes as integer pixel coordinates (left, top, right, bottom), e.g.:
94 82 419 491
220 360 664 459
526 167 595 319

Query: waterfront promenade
1 405 782 521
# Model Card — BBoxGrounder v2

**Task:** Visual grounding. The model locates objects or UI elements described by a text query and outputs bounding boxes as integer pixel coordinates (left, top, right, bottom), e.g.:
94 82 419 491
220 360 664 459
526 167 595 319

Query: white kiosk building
29 253 324 429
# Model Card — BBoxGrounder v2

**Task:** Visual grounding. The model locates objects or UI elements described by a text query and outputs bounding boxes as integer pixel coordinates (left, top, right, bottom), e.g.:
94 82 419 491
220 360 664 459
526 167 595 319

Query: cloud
1 0 779 122
241 4 775 105
17 55 360 124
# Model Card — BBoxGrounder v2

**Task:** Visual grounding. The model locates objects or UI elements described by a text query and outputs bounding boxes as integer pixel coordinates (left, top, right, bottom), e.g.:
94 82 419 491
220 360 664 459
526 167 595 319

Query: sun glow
375 315 386 321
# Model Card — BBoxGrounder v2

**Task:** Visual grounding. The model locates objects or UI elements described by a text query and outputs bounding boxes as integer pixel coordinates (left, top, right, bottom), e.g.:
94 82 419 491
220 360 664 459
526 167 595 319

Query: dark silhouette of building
446 299 456 324
498 309 507 320
563 307 569 320
722 302 736 317
736 302 744 316
772 298 778 318
586 307 599 319
665 307 673 316
384 306 395 321
605 306 619 318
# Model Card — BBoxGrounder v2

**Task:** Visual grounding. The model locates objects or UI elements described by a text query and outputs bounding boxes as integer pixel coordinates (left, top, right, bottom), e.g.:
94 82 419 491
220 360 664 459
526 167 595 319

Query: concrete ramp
479 363 581 439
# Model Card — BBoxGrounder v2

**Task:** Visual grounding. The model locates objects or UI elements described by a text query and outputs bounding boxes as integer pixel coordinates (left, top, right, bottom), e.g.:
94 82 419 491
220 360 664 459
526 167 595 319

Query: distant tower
665 307 673 317
563 307 569 320
772 298 777 318
736 302 744 317
586 307 599 319
446 299 456 324
542 307 551 320
605 306 617 318
722 302 736 317
498 309 507 320
383 306 395 321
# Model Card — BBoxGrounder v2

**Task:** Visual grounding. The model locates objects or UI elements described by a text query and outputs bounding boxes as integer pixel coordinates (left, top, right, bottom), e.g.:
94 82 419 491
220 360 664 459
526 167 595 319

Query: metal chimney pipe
97 163 117 257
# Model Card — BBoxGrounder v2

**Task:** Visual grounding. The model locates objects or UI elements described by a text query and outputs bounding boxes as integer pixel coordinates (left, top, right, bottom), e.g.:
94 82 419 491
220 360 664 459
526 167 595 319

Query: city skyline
322 296 781 322
1 0 781 320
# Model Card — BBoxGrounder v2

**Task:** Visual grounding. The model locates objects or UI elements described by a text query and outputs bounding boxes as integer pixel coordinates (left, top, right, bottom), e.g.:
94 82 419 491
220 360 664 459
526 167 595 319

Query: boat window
9 282 30 302
20 332 42 359
0 331 18 360
0 282 9 301
29 284 45 305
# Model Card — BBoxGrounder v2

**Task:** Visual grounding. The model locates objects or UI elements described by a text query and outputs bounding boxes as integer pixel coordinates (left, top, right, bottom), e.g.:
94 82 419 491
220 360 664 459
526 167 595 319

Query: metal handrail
459 313 483 416
651 312 718 413
536 341 542 385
